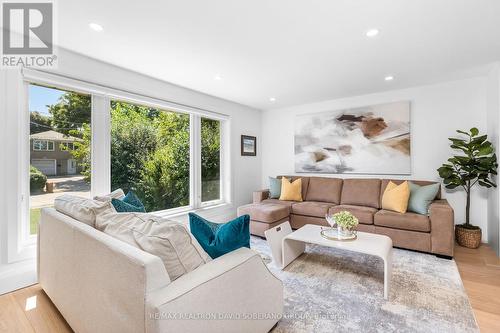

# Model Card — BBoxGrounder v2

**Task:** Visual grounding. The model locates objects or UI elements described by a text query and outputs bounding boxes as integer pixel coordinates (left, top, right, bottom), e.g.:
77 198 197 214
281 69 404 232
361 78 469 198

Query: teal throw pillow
408 182 440 215
188 213 250 259
269 177 282 199
112 191 146 213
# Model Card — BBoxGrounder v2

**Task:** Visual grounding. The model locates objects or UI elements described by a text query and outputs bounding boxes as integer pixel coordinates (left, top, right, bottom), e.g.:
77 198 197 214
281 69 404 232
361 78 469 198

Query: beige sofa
38 208 283 333
238 176 454 258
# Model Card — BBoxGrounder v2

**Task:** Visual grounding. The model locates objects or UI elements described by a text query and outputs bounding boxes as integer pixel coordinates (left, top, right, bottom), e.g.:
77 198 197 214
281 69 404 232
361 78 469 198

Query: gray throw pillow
408 182 440 215
269 177 282 199
96 212 211 281
54 195 115 227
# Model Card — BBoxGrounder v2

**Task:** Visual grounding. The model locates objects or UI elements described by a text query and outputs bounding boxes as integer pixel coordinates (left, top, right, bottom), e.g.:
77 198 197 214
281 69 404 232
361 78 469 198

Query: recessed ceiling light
269 97 276 103
366 29 379 37
89 23 103 32
384 75 394 81
214 74 222 81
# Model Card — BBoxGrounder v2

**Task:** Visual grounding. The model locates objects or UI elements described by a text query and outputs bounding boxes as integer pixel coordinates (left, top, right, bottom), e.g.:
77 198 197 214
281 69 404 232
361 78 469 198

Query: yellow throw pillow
279 177 303 201
382 181 410 213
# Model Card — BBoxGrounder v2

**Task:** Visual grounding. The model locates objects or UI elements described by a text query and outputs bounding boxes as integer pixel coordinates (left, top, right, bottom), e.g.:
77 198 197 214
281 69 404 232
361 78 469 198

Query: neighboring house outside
30 130 83 176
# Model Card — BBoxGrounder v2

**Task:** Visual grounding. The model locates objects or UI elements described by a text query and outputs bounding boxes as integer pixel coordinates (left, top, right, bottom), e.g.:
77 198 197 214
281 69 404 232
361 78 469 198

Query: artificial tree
438 128 498 247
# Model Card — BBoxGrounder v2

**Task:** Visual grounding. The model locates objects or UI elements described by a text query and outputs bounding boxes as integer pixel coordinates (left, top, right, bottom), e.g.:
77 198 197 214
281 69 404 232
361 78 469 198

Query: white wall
261 77 489 237
487 64 500 255
0 48 262 293
52 49 263 211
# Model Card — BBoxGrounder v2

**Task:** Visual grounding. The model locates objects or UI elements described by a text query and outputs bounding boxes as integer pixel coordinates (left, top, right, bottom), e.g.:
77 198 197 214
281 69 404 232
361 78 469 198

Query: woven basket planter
455 225 482 249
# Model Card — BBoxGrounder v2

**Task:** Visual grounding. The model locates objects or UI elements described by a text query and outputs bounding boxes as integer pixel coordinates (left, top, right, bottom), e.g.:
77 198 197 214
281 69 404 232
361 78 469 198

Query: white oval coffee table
265 222 393 299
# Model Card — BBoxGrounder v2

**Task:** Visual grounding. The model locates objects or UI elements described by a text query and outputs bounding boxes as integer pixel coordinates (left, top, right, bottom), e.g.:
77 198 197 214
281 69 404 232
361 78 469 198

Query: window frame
199 117 224 207
32 139 55 151
109 99 227 214
6 68 231 266
21 68 230 228
60 142 75 151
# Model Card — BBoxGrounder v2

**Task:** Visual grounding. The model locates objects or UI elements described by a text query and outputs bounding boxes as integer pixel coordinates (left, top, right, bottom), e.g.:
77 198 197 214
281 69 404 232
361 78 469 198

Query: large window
110 100 191 211
29 84 91 235
201 117 221 202
23 73 226 242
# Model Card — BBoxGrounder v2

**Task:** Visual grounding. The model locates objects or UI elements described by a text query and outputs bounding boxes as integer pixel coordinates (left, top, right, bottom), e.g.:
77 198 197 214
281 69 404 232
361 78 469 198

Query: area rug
250 236 478 333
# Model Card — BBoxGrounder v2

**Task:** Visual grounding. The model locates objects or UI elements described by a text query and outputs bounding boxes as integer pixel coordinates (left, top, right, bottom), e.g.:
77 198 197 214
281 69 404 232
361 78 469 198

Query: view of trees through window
109 102 222 210
28 85 222 233
110 101 191 211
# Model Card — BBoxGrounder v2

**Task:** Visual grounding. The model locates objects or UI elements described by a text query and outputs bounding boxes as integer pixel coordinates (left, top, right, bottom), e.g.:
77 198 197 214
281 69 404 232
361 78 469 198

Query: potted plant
333 211 359 239
438 128 498 248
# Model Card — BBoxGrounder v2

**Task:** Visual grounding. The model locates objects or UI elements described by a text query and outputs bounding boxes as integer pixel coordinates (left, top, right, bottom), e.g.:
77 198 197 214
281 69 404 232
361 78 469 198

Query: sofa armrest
39 208 170 333
253 189 270 203
146 247 283 333
429 199 455 257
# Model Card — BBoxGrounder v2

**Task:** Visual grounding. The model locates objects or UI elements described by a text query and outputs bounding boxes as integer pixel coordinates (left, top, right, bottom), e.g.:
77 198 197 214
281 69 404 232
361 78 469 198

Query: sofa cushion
188 213 250 259
262 198 295 207
54 195 115 227
305 177 343 204
96 212 211 281
329 204 378 225
340 179 381 208
94 188 126 202
374 209 431 232
237 203 290 223
291 201 335 218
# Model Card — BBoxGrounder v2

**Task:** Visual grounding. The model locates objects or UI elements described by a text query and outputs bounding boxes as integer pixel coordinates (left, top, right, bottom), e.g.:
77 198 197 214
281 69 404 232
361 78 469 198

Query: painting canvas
241 135 257 156
295 101 411 174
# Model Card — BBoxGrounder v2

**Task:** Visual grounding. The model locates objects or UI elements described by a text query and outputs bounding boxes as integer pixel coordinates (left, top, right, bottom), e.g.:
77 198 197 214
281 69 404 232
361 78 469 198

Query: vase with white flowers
333 211 359 239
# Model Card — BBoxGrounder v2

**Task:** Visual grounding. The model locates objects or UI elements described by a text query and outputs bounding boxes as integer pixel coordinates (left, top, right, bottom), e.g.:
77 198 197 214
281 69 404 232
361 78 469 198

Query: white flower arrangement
333 211 359 230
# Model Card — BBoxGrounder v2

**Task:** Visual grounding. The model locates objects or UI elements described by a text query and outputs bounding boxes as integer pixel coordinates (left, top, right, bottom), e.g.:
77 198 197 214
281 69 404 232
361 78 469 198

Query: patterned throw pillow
111 191 146 213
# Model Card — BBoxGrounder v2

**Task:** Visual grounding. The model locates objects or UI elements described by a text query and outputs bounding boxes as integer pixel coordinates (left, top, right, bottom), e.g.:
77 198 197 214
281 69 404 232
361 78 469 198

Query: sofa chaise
38 208 283 333
237 176 454 258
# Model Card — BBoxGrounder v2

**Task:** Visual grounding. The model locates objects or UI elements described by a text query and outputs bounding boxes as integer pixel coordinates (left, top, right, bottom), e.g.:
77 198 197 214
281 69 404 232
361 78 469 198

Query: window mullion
191 115 202 209
91 95 111 197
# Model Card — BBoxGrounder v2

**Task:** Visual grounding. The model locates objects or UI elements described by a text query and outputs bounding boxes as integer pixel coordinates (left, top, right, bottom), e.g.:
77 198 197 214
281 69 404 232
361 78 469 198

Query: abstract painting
295 101 411 174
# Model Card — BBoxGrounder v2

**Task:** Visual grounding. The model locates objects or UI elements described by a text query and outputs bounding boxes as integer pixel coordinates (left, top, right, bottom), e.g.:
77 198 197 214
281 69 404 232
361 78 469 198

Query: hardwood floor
0 244 499 333
454 244 500 332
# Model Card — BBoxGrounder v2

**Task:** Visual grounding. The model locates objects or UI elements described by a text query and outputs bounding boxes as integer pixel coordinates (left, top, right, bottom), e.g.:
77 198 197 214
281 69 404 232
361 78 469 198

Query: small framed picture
241 135 257 156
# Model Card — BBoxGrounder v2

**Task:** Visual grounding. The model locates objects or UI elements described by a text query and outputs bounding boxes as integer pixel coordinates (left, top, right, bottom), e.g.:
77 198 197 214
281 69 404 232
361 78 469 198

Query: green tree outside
47 91 220 211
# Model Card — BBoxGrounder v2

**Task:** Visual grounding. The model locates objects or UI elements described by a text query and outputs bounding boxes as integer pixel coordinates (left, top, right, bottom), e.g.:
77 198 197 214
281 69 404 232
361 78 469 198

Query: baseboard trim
0 258 37 295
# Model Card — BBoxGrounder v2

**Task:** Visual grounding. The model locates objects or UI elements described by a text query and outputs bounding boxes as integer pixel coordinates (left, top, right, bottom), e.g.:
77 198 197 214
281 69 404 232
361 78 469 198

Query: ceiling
57 0 500 109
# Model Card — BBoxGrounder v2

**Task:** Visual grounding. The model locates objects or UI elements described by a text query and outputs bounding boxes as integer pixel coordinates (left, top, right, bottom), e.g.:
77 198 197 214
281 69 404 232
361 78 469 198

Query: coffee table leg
264 222 293 268
282 238 306 269
383 250 393 300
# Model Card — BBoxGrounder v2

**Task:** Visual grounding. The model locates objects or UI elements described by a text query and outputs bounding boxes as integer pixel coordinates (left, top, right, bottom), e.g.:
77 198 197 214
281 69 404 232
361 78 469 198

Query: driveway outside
30 175 91 209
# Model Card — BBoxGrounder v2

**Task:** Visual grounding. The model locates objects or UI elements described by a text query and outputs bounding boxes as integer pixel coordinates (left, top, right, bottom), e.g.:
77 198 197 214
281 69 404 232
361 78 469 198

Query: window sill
154 202 232 220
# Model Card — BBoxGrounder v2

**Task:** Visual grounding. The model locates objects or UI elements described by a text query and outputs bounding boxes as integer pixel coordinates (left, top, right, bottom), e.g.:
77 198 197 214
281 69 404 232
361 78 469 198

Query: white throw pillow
94 188 126 202
96 212 211 281
54 195 115 227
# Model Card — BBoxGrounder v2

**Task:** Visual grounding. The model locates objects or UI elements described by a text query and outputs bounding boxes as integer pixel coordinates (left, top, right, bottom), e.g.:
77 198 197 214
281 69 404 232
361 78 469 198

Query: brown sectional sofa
237 176 455 257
